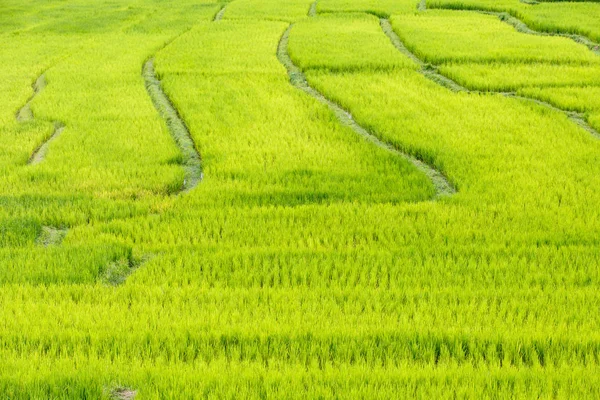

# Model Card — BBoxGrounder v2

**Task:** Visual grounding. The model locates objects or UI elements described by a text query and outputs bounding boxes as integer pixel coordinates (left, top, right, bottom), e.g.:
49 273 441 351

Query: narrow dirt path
277 25 456 199
308 1 318 17
380 18 600 140
29 123 65 165
16 72 66 164
36 226 68 247
214 4 227 21
143 58 203 192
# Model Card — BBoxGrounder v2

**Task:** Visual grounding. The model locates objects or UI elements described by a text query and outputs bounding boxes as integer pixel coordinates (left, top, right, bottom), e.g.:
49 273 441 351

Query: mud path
214 4 227 21
16 73 66 164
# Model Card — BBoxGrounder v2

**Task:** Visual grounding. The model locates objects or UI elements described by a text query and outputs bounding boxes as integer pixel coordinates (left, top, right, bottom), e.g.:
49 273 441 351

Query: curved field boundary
490 12 600 56
509 94 600 140
16 73 66 165
308 1 318 17
422 2 600 56
214 4 227 21
29 122 65 165
101 254 153 286
380 19 468 92
143 59 203 192
380 18 600 139
16 73 45 122
277 25 456 198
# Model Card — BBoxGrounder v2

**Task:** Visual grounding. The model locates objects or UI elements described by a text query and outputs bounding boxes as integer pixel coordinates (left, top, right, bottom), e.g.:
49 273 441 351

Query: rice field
1 0 600 398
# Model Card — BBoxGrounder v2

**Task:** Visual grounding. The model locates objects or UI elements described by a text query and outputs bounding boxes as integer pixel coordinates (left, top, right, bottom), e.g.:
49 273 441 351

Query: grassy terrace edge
379 17 600 140
142 58 203 193
277 25 456 199
424 1 600 55
16 73 66 165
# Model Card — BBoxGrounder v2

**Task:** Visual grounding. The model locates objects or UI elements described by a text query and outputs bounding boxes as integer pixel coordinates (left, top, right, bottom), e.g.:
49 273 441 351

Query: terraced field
1 0 600 398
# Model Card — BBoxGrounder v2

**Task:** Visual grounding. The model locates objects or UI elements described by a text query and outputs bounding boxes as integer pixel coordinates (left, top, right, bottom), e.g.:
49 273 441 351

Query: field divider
380 19 467 92
277 25 455 198
16 73 66 165
422 2 600 56
143 27 204 193
143 59 203 192
308 1 318 17
101 254 153 286
380 18 600 139
29 122 65 165
214 4 227 21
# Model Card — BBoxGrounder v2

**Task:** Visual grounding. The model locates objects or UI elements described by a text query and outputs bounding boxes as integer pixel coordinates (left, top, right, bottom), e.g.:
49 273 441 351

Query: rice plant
1 0 600 398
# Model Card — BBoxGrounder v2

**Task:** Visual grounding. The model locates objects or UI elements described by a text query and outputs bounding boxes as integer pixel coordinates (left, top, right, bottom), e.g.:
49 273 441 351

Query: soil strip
308 1 318 17
16 73 67 164
143 59 203 192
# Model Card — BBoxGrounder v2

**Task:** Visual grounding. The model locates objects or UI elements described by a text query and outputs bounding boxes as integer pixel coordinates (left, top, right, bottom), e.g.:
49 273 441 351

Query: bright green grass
305 69 600 206
155 20 433 206
426 0 525 13
439 63 600 91
427 0 600 43
2 0 600 397
517 86 600 113
287 13 417 72
317 0 421 17
391 10 599 64
522 3 600 42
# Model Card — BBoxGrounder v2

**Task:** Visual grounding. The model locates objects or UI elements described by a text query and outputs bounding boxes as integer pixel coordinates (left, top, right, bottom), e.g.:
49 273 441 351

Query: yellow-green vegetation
591 113 600 132
439 63 600 91
390 10 599 64
2 0 600 398
522 2 600 42
518 86 600 113
427 0 523 13
223 0 314 22
288 13 417 71
427 0 600 43
389 8 600 139
317 0 420 17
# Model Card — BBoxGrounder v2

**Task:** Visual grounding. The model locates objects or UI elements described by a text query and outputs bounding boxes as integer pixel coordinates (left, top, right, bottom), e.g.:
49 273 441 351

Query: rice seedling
2 0 600 398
